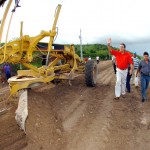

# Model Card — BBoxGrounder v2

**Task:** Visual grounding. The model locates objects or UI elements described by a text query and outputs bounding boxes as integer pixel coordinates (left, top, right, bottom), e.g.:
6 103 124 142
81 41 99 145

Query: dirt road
0 60 150 150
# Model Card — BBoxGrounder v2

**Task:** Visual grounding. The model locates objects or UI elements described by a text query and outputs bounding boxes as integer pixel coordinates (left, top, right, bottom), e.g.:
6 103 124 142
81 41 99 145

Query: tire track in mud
0 86 10 113
0 86 27 150
0 86 10 95
98 61 111 71
64 83 115 150
59 61 114 131
129 86 150 150
62 102 87 131
0 107 27 150
97 64 115 85
61 61 115 150
104 81 150 150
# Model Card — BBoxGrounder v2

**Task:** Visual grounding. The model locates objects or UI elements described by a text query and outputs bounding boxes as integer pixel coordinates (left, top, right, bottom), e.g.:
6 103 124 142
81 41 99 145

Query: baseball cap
133 52 136 54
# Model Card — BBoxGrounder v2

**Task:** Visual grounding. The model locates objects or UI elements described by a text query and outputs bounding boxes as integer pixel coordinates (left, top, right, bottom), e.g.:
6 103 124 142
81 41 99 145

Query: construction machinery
0 0 98 131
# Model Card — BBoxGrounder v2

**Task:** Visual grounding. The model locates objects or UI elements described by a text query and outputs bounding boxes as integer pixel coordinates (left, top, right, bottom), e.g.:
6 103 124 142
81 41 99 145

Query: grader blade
15 89 28 132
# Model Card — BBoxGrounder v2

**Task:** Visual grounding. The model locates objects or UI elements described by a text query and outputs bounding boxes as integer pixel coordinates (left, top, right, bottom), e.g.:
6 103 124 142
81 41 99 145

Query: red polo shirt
110 50 133 70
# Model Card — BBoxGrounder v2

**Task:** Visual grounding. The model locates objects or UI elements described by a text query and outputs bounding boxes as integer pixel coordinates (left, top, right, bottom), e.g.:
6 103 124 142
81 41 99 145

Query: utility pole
79 29 83 60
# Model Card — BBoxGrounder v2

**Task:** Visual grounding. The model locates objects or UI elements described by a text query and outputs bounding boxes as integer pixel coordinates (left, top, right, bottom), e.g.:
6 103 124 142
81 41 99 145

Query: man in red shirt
107 38 133 99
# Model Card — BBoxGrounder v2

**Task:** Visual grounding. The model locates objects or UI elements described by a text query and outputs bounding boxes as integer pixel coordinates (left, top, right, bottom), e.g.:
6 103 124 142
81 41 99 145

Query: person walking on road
96 56 100 64
107 38 133 99
131 52 140 87
112 55 117 74
126 64 132 93
136 52 150 103
88 56 91 61
3 63 11 80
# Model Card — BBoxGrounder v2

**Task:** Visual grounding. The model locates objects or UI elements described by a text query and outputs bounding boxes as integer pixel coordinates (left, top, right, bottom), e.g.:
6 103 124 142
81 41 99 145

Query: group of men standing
108 38 150 103
87 56 100 64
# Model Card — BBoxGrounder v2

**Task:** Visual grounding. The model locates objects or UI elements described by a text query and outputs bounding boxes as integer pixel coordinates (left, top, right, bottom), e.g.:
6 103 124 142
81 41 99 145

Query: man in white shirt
96 56 99 64
131 52 140 87
88 56 91 60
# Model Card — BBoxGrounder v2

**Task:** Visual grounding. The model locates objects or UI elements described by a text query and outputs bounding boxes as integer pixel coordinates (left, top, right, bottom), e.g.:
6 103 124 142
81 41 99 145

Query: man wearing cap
132 52 140 87
107 38 134 99
136 52 150 102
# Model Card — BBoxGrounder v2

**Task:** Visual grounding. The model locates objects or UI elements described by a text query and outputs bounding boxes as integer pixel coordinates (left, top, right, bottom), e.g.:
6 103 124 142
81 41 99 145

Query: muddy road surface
0 60 150 150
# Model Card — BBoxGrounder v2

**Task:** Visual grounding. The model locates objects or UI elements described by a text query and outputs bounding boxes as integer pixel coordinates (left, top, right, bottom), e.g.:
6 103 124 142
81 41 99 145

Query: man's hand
107 38 111 45
135 69 139 77
129 64 134 75
129 69 132 75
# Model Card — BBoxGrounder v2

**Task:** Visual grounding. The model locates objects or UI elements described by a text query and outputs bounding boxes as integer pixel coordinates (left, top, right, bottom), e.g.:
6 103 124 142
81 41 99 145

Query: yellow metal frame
0 3 85 95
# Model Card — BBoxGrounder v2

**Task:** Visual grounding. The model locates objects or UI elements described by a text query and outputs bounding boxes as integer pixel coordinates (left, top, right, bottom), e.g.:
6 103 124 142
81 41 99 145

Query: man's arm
128 53 134 75
129 63 134 75
136 68 140 77
136 64 141 77
136 61 141 77
107 38 112 54
107 43 112 54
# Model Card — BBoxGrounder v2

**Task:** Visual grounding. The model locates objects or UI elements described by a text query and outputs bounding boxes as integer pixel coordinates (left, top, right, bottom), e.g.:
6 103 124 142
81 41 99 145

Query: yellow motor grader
0 0 98 131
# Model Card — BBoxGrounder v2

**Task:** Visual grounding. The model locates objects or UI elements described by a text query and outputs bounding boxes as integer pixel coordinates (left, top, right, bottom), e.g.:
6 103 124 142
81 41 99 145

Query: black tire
85 60 98 87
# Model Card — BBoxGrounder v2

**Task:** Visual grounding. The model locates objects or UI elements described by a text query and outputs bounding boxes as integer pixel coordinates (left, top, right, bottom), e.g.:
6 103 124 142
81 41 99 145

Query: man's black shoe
142 98 145 103
11 9 15 12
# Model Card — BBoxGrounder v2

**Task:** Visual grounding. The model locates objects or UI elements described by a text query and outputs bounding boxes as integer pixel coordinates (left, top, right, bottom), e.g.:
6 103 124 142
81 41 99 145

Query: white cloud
1 0 150 56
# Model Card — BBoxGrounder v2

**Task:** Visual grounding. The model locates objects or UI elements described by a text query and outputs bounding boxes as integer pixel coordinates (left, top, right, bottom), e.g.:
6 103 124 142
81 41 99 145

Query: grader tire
85 60 98 87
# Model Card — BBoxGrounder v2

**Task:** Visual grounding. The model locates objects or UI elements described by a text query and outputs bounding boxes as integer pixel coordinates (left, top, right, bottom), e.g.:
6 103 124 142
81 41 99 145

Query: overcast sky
1 0 150 56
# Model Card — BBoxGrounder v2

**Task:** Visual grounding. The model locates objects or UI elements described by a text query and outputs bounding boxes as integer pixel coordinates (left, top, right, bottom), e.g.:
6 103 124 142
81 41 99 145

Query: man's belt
117 67 127 70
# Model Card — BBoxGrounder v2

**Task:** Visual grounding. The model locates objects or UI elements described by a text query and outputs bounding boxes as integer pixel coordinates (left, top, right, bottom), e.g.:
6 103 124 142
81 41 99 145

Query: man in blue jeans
126 64 132 93
4 63 11 80
136 52 150 102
